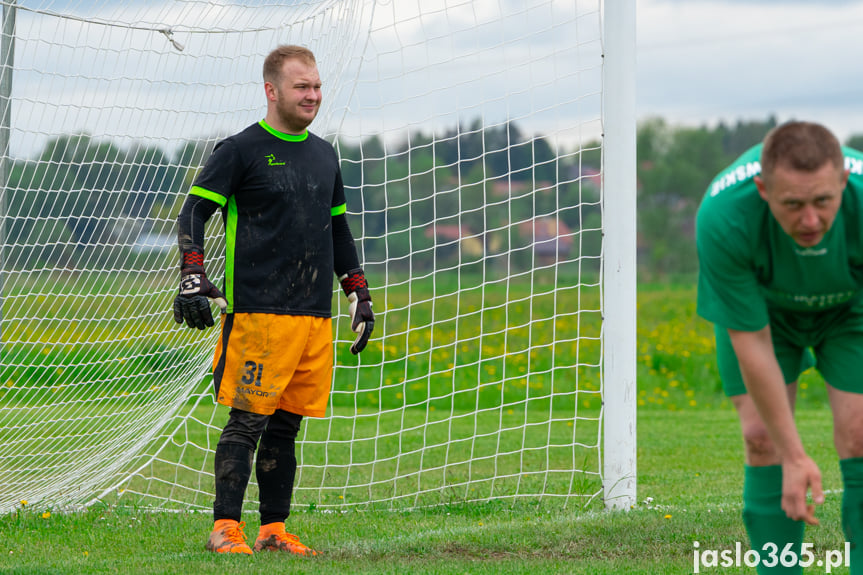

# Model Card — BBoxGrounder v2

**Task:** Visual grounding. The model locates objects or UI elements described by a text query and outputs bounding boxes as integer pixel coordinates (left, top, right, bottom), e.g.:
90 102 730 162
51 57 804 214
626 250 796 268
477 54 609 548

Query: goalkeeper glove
173 248 227 330
340 268 374 354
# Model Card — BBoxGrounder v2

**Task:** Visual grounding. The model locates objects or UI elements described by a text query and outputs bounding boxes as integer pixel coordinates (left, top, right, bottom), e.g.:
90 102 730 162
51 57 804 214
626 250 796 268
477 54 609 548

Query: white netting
0 0 615 514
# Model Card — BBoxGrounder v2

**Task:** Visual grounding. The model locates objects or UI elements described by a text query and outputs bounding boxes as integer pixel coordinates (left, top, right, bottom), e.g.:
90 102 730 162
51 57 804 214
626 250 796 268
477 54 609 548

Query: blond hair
262 45 316 84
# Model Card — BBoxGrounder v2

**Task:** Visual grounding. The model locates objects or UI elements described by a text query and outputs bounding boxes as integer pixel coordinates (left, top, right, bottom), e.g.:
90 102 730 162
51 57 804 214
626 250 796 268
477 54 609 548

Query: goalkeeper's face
269 58 322 134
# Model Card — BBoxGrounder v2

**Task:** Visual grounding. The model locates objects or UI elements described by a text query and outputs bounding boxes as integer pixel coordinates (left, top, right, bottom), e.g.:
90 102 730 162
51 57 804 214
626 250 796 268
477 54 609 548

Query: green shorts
715 303 863 397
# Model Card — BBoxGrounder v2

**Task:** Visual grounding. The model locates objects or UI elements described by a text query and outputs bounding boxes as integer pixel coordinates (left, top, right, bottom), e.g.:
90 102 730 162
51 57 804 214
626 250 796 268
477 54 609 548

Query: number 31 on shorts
241 361 264 386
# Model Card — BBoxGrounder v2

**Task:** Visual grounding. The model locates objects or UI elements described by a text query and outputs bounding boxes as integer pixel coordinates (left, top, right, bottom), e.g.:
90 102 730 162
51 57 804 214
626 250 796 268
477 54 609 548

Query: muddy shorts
212 313 333 417
715 302 863 397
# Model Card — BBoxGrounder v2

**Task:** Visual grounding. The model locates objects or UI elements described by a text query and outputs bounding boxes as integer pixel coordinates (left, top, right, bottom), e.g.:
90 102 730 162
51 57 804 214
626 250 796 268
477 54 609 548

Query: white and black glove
339 268 374 354
173 249 227 330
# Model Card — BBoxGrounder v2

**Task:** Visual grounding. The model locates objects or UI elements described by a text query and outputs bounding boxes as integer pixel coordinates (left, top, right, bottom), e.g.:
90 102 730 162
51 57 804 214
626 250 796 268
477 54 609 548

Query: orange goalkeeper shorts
212 313 333 417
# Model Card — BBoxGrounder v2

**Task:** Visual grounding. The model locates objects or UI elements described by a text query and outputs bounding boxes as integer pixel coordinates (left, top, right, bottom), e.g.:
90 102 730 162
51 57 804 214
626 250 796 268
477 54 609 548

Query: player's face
756 162 849 248
268 58 322 134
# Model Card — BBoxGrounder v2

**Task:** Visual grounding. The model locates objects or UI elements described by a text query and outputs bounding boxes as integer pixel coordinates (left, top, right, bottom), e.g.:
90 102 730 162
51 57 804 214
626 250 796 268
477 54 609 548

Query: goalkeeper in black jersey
173 45 374 556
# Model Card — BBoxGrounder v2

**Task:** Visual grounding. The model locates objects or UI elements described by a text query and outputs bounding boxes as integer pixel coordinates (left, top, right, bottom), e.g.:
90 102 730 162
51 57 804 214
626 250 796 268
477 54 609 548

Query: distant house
518 217 574 264
490 178 555 198
491 179 532 197
424 224 484 259
578 166 602 190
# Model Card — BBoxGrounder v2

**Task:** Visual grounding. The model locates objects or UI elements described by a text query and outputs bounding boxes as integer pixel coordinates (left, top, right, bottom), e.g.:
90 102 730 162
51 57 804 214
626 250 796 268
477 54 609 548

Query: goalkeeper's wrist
180 248 206 276
340 268 370 299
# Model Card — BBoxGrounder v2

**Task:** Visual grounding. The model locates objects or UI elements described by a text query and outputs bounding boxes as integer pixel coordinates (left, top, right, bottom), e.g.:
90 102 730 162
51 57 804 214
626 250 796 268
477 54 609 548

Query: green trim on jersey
258 119 309 142
331 203 347 217
225 196 238 313
189 185 227 207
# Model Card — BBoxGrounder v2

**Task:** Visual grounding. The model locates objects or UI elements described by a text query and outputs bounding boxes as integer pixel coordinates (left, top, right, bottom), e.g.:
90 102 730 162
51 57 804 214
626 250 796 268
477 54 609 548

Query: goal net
0 0 635 514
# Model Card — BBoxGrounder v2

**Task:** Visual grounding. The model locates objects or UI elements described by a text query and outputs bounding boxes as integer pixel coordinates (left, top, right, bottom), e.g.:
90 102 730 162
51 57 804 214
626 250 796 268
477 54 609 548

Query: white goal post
0 0 635 514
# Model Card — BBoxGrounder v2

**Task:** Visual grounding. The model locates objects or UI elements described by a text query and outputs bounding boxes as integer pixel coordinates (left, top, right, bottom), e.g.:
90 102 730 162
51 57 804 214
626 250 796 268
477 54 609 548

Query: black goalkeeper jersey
190 120 347 317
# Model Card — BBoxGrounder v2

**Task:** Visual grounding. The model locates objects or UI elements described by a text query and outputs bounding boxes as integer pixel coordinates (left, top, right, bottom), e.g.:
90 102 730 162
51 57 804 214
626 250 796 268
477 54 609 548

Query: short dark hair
263 45 316 84
760 121 844 185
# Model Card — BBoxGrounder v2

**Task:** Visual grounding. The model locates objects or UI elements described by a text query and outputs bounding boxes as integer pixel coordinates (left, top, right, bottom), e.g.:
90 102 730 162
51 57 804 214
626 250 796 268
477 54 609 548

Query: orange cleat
253 522 319 556
205 519 253 555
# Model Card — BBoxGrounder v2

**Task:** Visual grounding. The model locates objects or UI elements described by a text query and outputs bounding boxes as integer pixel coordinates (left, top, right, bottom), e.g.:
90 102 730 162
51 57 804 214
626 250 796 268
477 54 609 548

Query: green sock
743 465 804 574
841 457 863 574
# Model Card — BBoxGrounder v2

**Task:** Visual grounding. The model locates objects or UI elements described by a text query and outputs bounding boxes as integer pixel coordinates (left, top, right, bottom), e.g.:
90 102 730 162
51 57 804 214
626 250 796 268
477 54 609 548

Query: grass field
0 283 851 574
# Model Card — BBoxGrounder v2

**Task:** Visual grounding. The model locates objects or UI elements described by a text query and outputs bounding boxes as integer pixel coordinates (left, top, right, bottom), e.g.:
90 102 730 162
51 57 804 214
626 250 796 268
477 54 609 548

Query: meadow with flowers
0 281 847 573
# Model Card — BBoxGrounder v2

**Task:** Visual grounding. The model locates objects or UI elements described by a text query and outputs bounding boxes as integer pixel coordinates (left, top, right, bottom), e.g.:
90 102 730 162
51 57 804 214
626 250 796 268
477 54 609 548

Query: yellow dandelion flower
41 511 50 519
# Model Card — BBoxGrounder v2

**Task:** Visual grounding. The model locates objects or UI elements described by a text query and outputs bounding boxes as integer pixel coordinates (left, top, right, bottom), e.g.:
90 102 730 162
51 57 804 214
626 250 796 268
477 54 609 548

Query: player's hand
340 268 374 354
173 249 227 330
781 456 824 526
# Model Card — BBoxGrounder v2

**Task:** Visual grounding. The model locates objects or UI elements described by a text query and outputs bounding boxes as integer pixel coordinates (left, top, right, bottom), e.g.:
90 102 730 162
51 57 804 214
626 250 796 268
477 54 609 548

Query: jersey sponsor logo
265 153 286 166
710 161 761 196
769 289 856 309
846 155 863 176
711 154 861 197
794 247 828 256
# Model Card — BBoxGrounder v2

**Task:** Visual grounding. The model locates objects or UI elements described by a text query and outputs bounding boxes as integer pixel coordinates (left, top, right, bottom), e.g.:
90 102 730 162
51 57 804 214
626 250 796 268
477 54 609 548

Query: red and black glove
340 268 374 354
173 248 227 330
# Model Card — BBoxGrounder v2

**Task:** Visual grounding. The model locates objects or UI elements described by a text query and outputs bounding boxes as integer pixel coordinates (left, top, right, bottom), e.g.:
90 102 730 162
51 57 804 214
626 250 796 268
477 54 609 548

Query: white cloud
637 0 863 141
7 0 605 158
11 0 863 159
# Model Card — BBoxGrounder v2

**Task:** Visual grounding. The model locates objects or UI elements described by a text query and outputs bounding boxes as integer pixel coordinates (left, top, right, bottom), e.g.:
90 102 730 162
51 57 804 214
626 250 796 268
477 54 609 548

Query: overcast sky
638 0 863 143
8 0 863 157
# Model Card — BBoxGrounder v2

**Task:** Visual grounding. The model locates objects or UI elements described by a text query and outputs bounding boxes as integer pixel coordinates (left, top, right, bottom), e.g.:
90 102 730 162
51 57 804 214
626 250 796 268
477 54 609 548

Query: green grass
0 281 852 573
1 409 850 574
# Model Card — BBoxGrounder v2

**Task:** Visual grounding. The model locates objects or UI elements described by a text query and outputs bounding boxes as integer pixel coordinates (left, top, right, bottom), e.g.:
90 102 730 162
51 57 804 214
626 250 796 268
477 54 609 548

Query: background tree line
636 116 863 280
3 115 853 279
1 119 595 275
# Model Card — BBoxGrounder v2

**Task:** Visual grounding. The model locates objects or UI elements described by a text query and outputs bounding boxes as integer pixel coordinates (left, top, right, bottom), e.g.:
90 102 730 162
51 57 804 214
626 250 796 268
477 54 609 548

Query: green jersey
696 144 863 332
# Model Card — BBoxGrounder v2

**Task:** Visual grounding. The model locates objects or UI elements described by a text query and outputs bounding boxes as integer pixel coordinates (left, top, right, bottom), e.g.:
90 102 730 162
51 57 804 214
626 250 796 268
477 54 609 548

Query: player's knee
219 408 269 451
835 426 863 459
267 410 303 441
741 422 778 463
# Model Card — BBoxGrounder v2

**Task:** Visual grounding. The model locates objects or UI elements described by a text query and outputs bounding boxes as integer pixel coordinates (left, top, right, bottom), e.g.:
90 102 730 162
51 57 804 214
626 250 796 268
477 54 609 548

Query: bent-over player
697 121 863 574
